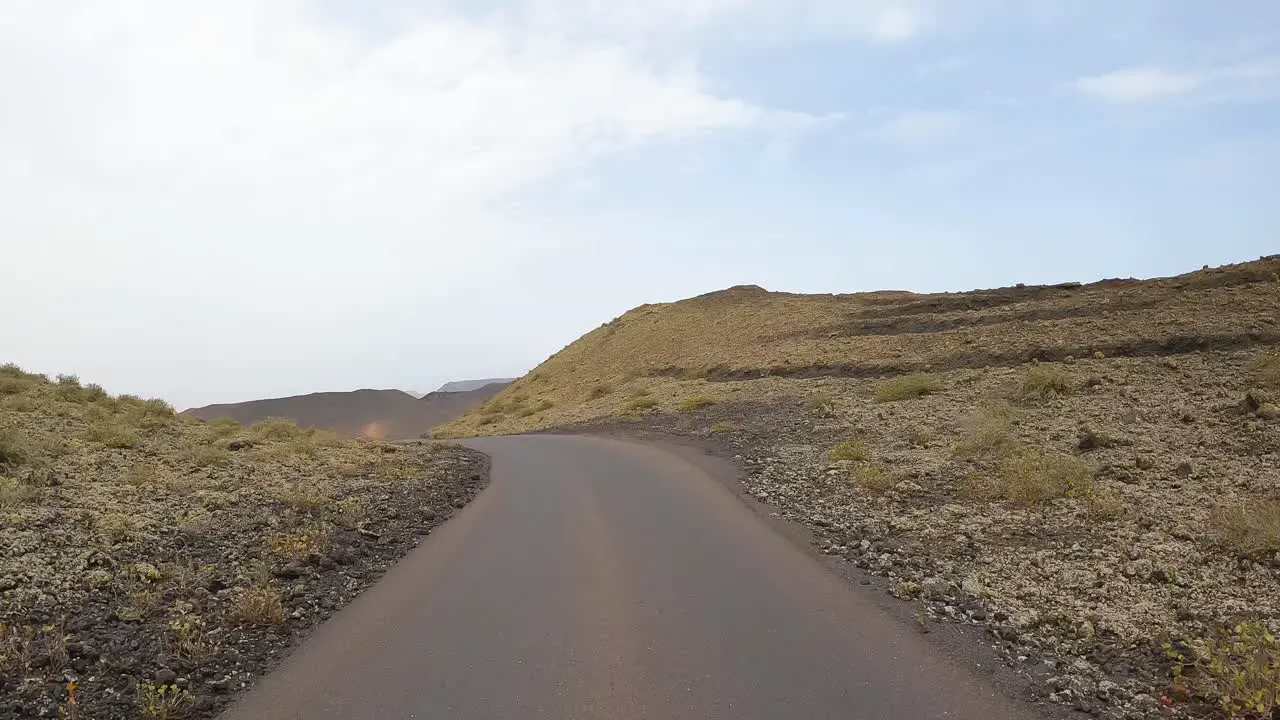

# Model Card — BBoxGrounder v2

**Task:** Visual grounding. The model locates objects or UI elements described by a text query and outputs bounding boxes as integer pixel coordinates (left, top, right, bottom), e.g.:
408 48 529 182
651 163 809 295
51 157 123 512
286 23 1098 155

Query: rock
1119 409 1140 425
1093 351 1106 359
154 668 177 686
273 563 306 579
1078 429 1099 451
920 577 952 600
1241 389 1273 414
1258 403 1279 420
1173 461 1193 477
1123 558 1153 580
1083 375 1104 388
1134 455 1155 470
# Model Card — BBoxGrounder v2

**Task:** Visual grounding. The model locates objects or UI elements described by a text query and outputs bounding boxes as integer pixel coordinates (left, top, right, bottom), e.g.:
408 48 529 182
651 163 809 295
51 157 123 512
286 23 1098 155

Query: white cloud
1075 66 1202 103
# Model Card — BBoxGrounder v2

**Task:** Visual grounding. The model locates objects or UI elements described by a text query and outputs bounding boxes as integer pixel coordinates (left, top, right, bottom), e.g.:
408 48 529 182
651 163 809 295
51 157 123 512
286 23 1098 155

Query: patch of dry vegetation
874 373 941 402
0 363 486 719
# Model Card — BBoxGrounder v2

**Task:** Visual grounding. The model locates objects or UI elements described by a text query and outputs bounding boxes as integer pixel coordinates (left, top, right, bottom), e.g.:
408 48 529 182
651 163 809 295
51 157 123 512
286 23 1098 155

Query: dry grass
852 465 893 493
828 439 869 462
624 397 658 413
1211 500 1280 559
229 587 286 627
952 403 1020 459
679 396 715 411
1017 365 1072 402
874 373 942 403
967 449 1093 505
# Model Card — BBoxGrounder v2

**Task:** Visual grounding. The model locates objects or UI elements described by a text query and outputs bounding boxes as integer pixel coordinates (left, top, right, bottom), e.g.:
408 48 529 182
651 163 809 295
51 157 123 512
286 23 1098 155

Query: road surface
220 434 1037 720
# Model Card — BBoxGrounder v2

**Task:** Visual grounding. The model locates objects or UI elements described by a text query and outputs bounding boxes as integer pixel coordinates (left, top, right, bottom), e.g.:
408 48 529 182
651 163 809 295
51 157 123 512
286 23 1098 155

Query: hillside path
219 434 1039 720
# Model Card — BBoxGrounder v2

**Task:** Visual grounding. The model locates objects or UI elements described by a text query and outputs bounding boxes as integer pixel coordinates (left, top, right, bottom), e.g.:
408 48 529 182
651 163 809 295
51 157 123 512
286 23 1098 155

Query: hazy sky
3 1 1277 409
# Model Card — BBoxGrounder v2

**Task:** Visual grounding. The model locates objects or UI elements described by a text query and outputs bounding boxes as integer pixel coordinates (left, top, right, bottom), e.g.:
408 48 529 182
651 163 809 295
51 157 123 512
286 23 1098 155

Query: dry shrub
875 373 942 402
84 420 142 449
587 384 612 400
249 418 307 442
1211 500 1280 558
679 396 714 411
625 397 658 412
269 525 332 562
0 477 41 507
829 439 869 462
97 512 139 544
274 482 331 513
853 465 893 493
953 402 1020 459
1018 365 1072 402
168 614 218 666
0 426 34 468
1083 488 1127 521
230 587 285 627
204 417 242 441
182 444 232 469
967 449 1092 505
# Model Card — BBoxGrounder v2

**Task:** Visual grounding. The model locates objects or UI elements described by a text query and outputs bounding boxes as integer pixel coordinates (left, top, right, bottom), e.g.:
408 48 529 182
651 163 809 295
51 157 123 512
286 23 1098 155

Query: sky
2 1 1278 409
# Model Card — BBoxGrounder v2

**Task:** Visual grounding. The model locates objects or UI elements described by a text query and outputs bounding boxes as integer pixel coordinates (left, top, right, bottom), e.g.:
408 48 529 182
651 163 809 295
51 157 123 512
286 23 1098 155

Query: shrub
249 418 307 442
828 439 869 462
875 374 942 402
204 417 242 441
0 375 35 396
1211 500 1280 558
624 397 658 412
136 682 193 720
709 421 739 433
1018 365 1072 402
587 384 612 400
84 421 142 449
1253 351 1280 388
969 449 1092 504
679 396 714 411
808 394 837 417
230 587 285 627
0 477 41 508
269 525 332 561
168 613 218 665
853 465 892 493
97 512 139 544
0 394 37 412
182 444 232 468
1165 621 1280 718
0 427 33 468
1083 488 1127 521
952 403 1020 459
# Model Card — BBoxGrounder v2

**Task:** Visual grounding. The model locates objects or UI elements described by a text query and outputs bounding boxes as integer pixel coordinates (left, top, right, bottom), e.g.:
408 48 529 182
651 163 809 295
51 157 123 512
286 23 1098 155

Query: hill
184 383 509 440
439 255 1280 718
436 378 518 393
0 365 487 719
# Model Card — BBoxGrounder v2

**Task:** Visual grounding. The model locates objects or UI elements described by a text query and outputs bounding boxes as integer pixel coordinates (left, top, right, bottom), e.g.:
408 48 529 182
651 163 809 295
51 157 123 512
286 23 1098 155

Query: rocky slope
1 366 487 719
439 255 1280 719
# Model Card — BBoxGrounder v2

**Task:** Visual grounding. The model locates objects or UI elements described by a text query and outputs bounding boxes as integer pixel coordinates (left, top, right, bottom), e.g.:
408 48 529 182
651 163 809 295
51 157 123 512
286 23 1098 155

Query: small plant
0 476 41 507
203 417 242 441
853 465 893 493
269 524 333 561
1211 500 1280 559
58 681 81 720
906 425 934 447
230 587 286 627
828 439 869 462
1252 351 1280 388
169 613 218 666
1164 621 1280 718
808 394 838 417
274 482 331 513
1018 365 1072 402
97 512 139 544
709 421 739 433
587 384 612 400
137 682 193 720
874 374 942 403
679 396 714 411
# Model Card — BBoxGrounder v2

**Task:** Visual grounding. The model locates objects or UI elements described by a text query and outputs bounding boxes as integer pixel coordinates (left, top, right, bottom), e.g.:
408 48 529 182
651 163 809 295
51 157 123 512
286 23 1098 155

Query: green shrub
1165 621 1280 718
874 374 942 402
828 439 869 462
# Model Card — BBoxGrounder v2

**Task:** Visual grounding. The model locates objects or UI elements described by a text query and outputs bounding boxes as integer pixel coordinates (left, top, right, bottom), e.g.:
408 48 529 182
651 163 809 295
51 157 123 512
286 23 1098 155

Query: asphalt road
220 434 1037 720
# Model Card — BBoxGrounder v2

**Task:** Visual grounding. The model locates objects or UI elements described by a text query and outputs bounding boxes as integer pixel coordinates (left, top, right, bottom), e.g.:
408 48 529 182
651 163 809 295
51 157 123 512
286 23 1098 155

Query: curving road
220 434 1037 720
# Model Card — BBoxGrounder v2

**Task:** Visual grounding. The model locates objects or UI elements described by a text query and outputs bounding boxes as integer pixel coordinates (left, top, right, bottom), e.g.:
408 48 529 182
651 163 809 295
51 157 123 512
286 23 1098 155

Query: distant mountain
436 378 517 393
182 382 510 440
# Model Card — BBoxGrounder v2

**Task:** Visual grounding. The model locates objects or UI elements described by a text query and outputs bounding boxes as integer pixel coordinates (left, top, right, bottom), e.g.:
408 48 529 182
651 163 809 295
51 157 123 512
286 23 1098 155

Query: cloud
873 110 976 147
1075 66 1202 104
